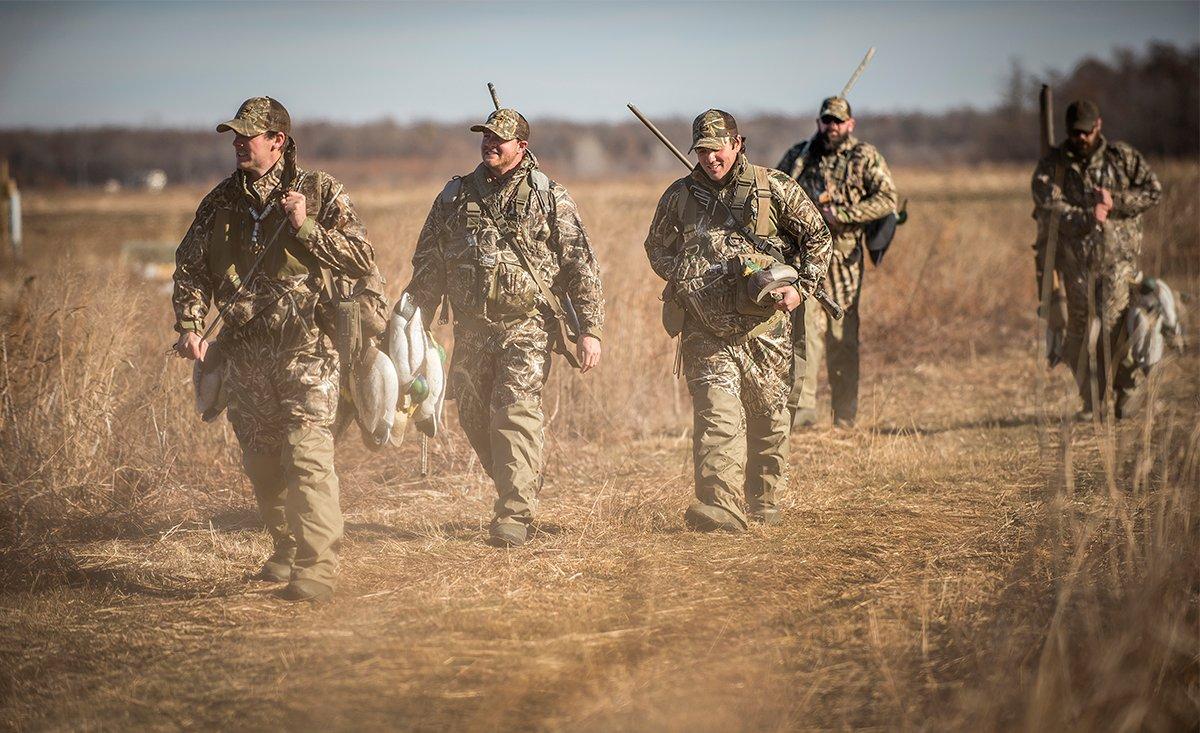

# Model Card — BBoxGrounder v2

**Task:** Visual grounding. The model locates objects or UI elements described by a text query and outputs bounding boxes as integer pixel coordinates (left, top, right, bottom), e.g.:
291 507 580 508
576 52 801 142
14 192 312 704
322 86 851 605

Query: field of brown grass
1 162 1197 731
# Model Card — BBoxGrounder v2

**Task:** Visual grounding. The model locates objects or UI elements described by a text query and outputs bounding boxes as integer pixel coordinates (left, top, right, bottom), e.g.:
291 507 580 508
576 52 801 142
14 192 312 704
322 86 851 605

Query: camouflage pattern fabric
645 153 831 343
470 108 530 142
405 151 605 526
819 97 852 122
777 134 897 308
220 312 340 452
172 155 377 588
680 317 793 418
645 152 830 520
449 317 550 525
408 152 605 339
690 109 739 152
173 159 377 335
1031 136 1161 410
216 96 292 136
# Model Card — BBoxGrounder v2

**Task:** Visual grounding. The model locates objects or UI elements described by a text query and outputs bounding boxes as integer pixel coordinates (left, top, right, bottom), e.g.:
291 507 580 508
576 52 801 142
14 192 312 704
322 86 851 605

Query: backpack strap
514 175 533 215
464 200 482 232
515 168 553 217
752 164 773 237
438 176 463 205
729 163 756 225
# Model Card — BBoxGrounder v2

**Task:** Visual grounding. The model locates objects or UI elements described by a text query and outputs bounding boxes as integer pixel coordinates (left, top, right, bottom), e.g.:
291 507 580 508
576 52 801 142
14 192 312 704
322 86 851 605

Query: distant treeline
2 42 1196 188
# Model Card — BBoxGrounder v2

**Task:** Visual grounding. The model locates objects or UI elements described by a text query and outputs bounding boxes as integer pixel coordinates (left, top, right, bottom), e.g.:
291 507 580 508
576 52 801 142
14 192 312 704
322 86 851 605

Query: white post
8 186 21 261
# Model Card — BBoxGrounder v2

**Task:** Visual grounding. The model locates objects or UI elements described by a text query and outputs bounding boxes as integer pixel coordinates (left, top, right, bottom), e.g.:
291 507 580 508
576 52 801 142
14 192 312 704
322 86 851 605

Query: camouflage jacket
173 159 379 336
777 134 897 256
644 153 831 340
1031 136 1161 272
406 153 606 340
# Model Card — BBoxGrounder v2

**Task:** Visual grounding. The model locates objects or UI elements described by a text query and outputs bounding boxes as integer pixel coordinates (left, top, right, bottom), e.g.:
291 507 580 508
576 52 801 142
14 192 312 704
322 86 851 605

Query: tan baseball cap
216 96 291 136
690 109 739 152
819 97 852 122
470 108 530 141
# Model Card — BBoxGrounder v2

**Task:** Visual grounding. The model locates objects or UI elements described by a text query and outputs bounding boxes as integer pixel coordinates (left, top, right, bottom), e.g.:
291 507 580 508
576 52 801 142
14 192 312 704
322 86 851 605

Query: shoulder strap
506 234 582 369
515 169 553 215
752 165 772 237
729 164 756 224
464 200 482 231
438 176 463 205
514 175 533 214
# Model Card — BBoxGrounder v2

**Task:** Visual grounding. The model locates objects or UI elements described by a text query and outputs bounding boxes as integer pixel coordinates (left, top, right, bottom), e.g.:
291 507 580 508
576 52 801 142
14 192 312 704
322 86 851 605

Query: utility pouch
333 298 362 367
661 285 686 337
734 253 779 318
485 246 539 320
351 271 388 340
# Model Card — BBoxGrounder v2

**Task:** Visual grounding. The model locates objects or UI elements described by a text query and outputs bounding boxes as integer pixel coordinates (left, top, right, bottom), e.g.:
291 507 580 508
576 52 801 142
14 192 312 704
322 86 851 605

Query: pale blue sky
1 1 1196 128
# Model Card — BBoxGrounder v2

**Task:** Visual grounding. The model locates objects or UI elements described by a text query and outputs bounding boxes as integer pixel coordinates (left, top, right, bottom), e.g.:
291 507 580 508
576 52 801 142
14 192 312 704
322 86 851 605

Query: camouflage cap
819 97 852 122
216 97 291 136
690 109 739 152
1066 99 1100 133
470 108 530 141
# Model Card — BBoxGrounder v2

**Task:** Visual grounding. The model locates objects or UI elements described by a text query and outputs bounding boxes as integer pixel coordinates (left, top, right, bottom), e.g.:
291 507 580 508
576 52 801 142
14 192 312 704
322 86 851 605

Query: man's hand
772 285 804 313
174 331 208 361
282 190 307 231
577 335 601 373
1093 187 1112 223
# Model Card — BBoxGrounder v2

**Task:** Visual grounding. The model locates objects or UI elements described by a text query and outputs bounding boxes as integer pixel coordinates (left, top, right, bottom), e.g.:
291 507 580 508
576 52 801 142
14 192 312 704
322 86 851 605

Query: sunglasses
820 115 845 125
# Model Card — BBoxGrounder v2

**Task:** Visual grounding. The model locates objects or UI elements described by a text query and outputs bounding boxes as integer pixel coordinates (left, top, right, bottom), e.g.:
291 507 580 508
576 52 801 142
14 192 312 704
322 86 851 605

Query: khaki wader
241 426 342 588
790 290 861 424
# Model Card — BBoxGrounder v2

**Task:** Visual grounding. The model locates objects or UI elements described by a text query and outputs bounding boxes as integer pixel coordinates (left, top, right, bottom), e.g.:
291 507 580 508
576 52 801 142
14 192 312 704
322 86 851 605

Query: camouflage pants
449 316 551 527
223 316 343 588
790 251 864 422
1061 251 1140 412
682 315 792 526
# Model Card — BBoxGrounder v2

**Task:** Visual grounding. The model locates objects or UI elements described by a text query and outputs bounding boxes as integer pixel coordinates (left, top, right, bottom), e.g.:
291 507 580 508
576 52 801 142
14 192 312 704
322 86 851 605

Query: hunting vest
206 175 323 289
669 162 789 342
437 166 555 329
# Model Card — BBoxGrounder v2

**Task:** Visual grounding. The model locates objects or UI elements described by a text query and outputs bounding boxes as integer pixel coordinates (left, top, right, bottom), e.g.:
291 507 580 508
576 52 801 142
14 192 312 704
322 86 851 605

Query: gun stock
1039 85 1054 158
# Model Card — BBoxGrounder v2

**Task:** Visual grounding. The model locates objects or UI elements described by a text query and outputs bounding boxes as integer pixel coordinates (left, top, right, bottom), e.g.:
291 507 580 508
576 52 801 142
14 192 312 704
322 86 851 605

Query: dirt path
4 343 1135 731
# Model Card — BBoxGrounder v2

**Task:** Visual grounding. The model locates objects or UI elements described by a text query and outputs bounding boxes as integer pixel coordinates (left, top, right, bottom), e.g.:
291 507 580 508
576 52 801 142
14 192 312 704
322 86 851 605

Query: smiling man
644 109 831 532
172 96 382 602
405 107 605 548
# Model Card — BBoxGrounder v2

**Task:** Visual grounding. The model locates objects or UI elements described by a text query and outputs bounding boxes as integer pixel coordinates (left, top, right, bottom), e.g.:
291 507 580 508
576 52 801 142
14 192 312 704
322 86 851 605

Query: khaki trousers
790 294 861 422
241 425 342 588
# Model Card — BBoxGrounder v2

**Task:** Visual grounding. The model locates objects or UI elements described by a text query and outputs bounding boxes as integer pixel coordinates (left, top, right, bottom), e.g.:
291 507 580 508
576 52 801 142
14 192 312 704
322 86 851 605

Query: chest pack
678 163 776 240
206 194 320 288
438 168 582 369
660 164 788 343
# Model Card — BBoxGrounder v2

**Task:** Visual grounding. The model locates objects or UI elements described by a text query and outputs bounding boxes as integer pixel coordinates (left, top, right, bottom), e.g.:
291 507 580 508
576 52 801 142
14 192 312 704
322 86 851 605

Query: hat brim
1068 120 1098 133
820 112 850 122
470 123 517 141
216 119 268 136
689 136 731 153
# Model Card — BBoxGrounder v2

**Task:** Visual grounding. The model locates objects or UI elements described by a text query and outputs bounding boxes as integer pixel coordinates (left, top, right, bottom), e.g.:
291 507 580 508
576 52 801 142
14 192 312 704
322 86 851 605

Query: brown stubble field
0 162 1197 731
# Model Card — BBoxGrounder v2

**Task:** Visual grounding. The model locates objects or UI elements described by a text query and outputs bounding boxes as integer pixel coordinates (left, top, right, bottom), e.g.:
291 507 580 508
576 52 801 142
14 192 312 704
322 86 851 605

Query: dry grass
1 161 1197 731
